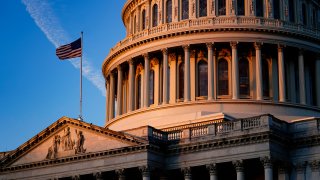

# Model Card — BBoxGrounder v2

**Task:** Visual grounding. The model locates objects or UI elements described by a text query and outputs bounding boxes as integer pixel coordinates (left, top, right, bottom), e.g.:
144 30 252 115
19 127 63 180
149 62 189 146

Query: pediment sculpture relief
46 127 86 160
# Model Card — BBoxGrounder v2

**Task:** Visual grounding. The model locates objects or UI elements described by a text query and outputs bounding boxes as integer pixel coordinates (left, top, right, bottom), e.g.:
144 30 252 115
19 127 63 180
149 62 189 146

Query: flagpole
79 31 83 121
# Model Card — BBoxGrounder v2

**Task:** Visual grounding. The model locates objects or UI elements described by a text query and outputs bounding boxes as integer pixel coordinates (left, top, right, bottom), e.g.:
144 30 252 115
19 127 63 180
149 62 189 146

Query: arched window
288 0 295 22
262 59 270 97
166 0 172 23
149 70 155 105
239 58 250 96
256 0 263 17
153 4 158 27
198 60 208 97
237 0 245 16
136 74 142 109
218 0 226 16
179 63 185 99
142 9 146 30
182 0 189 20
302 4 307 25
218 59 229 96
199 0 207 17
273 0 280 19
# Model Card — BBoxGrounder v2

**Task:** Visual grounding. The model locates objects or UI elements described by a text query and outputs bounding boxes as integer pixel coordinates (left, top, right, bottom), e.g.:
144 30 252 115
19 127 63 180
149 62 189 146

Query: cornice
0 144 151 173
166 132 270 155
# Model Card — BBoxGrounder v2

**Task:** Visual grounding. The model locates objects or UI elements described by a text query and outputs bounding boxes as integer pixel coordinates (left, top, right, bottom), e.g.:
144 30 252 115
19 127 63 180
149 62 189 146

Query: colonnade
63 157 320 180
125 0 319 36
105 42 320 120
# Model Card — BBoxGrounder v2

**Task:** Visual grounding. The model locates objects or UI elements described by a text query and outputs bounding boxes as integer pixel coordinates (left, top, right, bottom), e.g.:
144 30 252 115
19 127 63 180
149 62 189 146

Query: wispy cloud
21 0 106 96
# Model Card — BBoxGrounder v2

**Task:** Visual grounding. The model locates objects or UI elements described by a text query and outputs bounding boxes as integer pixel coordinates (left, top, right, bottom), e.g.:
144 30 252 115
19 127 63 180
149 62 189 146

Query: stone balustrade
144 115 320 143
107 16 320 61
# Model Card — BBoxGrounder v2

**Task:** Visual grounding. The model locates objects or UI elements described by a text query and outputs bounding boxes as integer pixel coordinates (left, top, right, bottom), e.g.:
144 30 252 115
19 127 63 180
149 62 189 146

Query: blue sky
0 0 127 152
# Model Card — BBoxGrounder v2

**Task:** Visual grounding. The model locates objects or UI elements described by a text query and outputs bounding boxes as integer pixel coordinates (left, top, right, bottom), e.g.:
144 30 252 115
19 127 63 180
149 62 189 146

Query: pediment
0 117 146 167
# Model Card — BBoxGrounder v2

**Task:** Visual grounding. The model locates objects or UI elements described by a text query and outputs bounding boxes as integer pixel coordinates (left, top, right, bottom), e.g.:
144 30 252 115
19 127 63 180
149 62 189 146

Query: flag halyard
56 38 82 60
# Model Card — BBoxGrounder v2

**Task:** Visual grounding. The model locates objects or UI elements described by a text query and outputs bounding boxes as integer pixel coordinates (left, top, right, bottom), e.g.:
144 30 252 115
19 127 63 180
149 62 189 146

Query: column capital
139 165 152 177
254 42 263 50
206 163 217 175
230 41 238 49
116 168 126 178
278 44 285 51
233 160 244 172
295 162 307 173
71 175 80 180
278 162 291 174
162 48 168 55
310 160 320 172
182 44 190 51
181 167 192 178
206 42 214 49
298 49 304 55
93 172 102 180
143 53 149 59
260 156 273 169
128 59 135 65
117 64 122 71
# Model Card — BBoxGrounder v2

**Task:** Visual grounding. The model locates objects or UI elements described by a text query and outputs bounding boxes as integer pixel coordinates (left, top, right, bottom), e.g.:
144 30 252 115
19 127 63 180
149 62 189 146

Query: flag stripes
56 38 82 60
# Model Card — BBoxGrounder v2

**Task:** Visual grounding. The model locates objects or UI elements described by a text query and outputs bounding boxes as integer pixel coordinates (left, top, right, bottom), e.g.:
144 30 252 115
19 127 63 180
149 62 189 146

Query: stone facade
1 0 320 179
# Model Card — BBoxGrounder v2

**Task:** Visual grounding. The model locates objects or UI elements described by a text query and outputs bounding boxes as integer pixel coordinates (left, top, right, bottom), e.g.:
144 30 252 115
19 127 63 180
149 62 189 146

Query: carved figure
75 130 86 154
61 127 74 151
46 135 60 159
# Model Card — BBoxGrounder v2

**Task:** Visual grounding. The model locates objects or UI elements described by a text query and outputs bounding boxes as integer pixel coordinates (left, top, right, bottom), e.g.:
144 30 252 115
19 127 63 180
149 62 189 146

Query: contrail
22 0 106 96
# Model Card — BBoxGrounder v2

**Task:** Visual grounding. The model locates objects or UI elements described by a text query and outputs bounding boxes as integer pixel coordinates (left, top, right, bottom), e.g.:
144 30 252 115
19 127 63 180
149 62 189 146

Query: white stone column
310 160 320 180
207 43 214 100
116 169 126 180
296 163 306 180
190 50 196 101
261 157 273 180
169 53 177 103
128 60 135 112
109 72 115 120
298 50 306 104
184 45 191 102
163 49 169 104
116 65 123 116
231 42 239 100
206 163 217 180
144 53 150 107
315 56 320 107
106 79 110 122
255 42 263 100
233 160 244 180
140 166 151 180
278 45 286 102
278 165 290 180
213 50 217 100
182 167 192 180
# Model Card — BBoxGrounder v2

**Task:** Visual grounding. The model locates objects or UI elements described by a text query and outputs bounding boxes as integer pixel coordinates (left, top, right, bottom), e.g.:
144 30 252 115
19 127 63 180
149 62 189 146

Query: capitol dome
2 0 320 179
103 0 320 131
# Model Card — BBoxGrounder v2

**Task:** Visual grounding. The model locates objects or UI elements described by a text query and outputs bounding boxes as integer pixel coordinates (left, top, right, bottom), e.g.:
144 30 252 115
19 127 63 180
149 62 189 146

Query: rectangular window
256 0 263 17
218 0 226 16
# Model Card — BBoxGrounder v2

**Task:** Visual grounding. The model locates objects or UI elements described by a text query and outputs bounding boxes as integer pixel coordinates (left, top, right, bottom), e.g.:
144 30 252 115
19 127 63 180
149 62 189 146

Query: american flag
56 38 82 60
